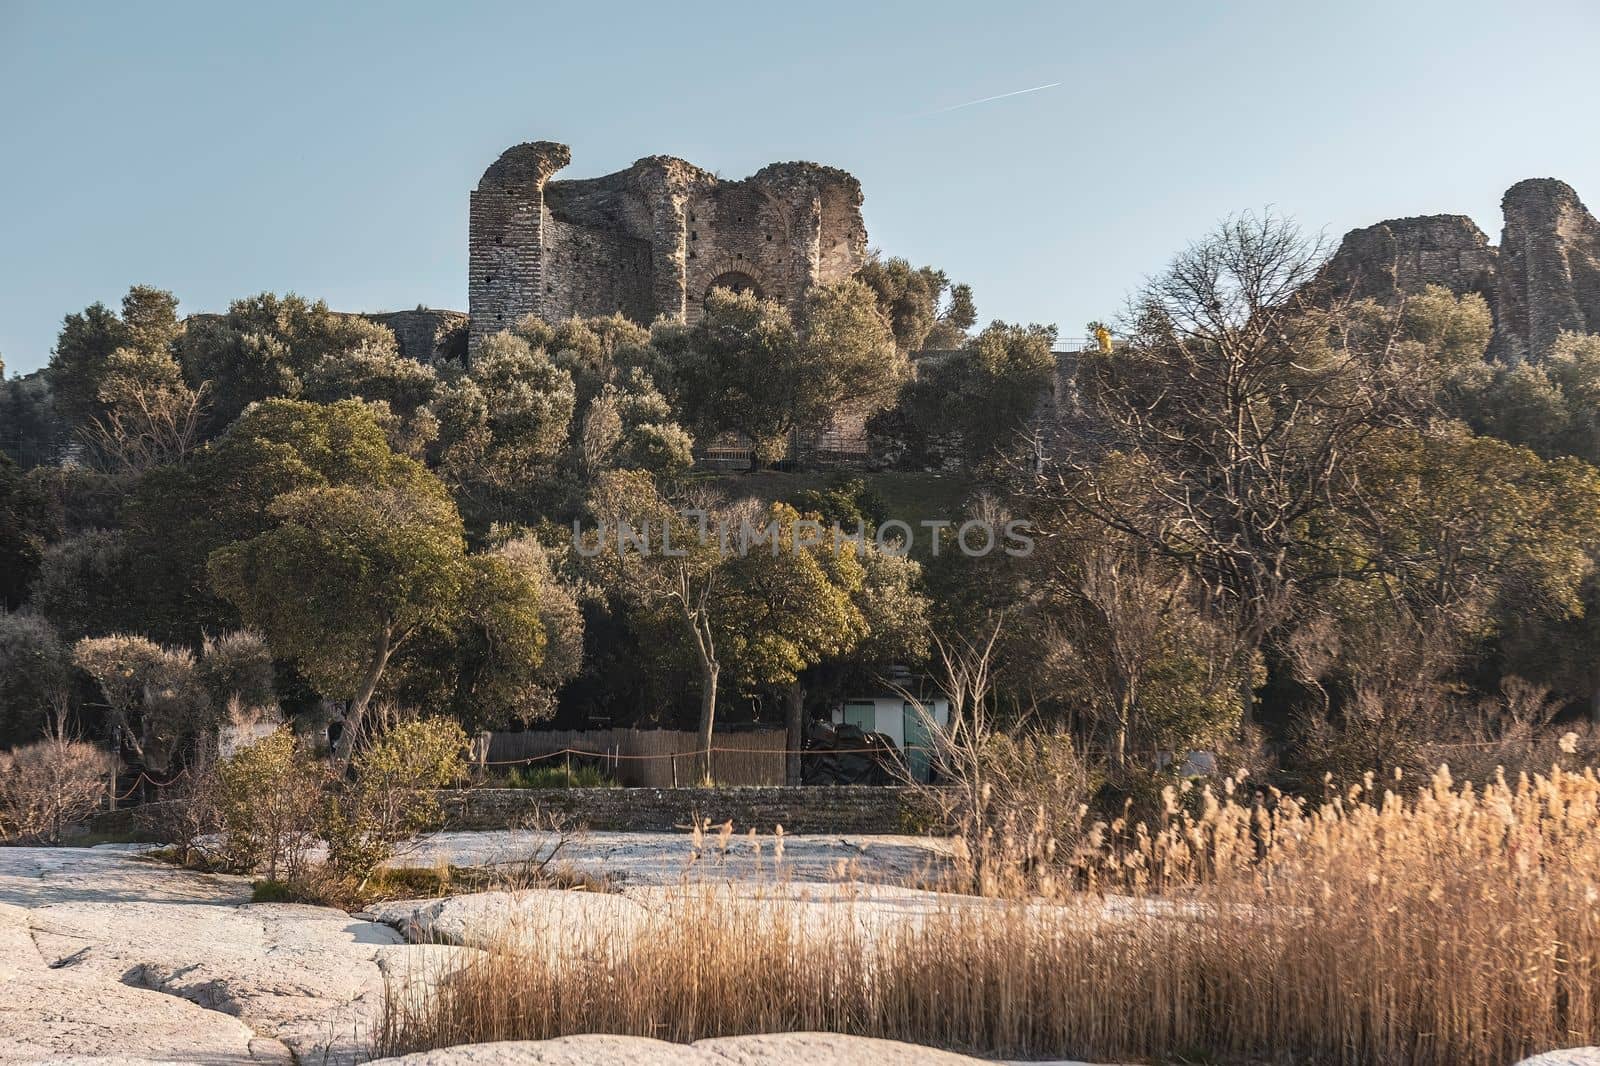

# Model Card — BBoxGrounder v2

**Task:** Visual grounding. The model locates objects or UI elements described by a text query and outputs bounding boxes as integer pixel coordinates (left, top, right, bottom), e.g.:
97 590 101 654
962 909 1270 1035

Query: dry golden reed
379 764 1600 1065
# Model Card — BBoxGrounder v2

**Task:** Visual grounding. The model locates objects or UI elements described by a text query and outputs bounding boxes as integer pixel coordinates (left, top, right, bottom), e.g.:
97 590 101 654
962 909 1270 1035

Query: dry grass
377 764 1600 1065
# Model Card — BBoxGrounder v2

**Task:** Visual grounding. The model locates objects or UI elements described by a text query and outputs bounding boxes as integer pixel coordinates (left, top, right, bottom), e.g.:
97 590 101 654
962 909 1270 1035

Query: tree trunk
784 681 805 786
337 627 394 764
695 658 719 785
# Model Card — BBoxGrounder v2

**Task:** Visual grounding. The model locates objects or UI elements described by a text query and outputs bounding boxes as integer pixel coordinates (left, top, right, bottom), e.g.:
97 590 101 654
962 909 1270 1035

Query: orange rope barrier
110 767 189 802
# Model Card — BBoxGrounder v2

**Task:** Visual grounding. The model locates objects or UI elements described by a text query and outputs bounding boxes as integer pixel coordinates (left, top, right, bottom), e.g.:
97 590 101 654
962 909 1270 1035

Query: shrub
319 716 467 890
250 879 303 903
214 727 323 881
0 730 112 843
909 632 1092 896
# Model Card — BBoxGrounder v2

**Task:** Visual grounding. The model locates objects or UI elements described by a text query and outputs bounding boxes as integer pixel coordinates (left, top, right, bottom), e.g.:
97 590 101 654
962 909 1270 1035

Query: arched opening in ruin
706 271 763 300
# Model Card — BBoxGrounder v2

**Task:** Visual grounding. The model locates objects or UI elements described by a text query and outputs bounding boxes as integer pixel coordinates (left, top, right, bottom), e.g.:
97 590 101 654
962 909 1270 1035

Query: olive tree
656 281 905 468
72 633 209 772
208 475 469 761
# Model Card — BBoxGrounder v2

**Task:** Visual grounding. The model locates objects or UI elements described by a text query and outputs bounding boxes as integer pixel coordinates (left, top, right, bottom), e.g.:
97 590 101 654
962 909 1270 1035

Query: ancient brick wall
364 309 468 365
86 786 937 838
542 213 655 323
469 141 866 346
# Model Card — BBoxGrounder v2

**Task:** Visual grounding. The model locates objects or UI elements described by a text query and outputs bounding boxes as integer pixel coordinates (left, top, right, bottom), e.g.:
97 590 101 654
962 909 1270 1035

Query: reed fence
484 728 788 786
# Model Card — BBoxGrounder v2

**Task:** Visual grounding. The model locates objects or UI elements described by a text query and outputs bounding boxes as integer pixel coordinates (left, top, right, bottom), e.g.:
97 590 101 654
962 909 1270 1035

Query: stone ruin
1315 178 1600 363
357 157 1597 471
467 140 868 346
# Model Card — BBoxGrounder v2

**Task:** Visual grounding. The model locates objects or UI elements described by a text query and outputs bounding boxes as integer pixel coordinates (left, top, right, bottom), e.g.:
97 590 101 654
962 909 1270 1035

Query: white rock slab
1516 1051 1600 1066
370 1032 991 1065
0 846 420 1065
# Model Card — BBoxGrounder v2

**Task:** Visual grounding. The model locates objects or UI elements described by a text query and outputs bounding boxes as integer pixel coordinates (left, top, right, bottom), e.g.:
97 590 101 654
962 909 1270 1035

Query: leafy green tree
585 474 886 781
657 281 905 468
213 727 322 881
889 322 1058 472
433 331 576 524
716 502 868 697
1395 285 1494 369
1035 546 1255 765
797 278 910 422
421 550 548 730
120 399 428 643
48 286 181 426
319 716 466 888
1451 331 1600 465
513 312 653 410
654 289 802 466
0 371 71 468
197 630 277 712
82 346 209 474
580 370 695 478
855 254 977 352
0 453 62 609
778 537 932 782
177 293 400 429
300 342 444 460
472 534 584 721
0 613 72 746
302 339 440 415
1337 426 1600 626
30 529 135 639
583 470 728 778
791 475 887 532
928 321 1058 467
208 477 468 761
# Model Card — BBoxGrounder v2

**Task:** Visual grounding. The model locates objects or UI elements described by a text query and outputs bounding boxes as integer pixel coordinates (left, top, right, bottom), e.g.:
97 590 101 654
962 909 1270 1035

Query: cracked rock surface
0 846 464 1064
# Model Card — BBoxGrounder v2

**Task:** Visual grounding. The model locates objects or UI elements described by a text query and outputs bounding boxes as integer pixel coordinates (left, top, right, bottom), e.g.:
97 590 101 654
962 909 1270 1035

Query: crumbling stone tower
1313 177 1600 364
469 140 867 346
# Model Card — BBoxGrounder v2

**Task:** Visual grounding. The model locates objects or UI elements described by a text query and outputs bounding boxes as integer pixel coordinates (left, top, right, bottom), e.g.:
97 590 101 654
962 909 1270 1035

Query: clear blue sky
2 0 1597 375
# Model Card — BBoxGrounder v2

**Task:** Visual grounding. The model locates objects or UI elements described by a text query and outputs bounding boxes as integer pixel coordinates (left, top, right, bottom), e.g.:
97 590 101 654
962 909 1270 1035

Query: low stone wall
82 786 939 841
441 785 934 834
83 800 181 841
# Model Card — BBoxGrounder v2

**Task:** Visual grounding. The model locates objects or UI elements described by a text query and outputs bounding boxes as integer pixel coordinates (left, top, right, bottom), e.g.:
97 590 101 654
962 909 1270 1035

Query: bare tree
0 705 113 844
901 625 1090 896
1053 212 1434 721
81 349 209 474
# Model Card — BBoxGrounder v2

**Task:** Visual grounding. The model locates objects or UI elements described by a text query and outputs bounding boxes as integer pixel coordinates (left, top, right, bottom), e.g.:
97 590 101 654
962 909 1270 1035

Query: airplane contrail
928 81 1062 115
